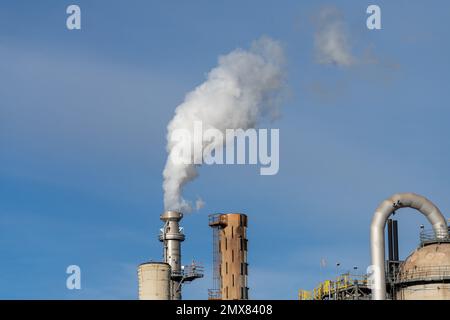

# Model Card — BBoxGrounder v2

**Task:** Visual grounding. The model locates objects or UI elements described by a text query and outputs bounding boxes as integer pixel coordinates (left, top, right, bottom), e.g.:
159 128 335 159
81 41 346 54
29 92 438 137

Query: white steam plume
163 36 285 212
314 7 355 67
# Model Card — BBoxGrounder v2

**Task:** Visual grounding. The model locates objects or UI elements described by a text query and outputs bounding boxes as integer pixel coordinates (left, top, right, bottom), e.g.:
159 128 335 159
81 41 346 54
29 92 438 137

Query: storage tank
138 262 171 300
395 241 450 300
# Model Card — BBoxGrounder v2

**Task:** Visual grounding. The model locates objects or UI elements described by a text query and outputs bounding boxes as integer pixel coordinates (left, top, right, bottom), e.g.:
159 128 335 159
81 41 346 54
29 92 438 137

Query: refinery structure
138 211 203 300
299 193 450 300
138 193 450 300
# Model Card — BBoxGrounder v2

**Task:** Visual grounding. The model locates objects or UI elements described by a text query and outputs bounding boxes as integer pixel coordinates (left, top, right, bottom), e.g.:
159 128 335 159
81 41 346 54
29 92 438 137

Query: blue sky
1 0 450 299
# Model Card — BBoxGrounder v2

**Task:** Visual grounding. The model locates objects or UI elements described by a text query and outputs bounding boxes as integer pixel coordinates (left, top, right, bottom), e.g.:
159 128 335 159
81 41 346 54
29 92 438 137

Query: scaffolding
208 214 226 300
299 273 372 300
298 290 312 301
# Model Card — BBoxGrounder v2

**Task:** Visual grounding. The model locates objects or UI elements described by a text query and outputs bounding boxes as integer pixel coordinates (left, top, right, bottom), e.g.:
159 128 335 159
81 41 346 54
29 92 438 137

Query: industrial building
138 193 449 300
138 211 203 300
137 210 250 301
208 213 249 300
299 193 450 300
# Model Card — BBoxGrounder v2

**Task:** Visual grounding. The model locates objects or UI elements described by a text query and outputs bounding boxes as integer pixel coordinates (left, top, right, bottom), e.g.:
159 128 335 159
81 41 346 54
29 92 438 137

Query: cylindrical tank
138 262 171 300
396 243 450 300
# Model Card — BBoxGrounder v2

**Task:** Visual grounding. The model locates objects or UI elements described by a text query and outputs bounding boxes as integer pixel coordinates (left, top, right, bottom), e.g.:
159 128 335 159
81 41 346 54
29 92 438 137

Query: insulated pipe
370 193 448 300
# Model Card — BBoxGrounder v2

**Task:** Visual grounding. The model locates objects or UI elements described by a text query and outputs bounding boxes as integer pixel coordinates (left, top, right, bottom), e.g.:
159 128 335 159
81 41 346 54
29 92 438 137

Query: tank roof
138 261 170 267
401 243 450 269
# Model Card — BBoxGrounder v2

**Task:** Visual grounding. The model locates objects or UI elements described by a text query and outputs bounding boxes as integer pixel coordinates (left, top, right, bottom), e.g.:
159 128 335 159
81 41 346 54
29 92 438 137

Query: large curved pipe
370 193 448 300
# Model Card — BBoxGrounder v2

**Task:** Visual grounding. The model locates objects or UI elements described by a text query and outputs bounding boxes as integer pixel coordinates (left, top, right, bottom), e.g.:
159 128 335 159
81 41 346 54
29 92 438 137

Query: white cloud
314 6 355 67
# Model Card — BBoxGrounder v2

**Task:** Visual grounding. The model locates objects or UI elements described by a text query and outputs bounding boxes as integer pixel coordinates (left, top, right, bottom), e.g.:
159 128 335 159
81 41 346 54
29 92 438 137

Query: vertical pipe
387 219 394 261
393 220 399 261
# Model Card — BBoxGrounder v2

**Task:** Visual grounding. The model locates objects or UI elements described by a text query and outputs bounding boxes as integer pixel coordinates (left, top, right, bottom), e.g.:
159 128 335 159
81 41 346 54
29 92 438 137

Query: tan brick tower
209 213 249 300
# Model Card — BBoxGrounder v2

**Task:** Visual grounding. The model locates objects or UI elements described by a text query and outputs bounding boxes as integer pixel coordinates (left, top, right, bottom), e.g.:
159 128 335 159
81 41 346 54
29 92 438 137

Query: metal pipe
393 220 399 261
387 219 394 261
370 193 448 300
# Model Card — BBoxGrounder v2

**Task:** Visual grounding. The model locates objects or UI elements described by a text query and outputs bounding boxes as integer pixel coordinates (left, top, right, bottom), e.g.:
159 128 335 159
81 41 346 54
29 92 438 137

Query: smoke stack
209 213 249 300
159 210 185 300
138 210 203 300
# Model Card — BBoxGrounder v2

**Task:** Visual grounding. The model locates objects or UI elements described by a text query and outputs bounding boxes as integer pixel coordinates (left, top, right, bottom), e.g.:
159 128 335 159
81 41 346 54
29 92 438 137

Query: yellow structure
209 213 249 300
298 290 312 300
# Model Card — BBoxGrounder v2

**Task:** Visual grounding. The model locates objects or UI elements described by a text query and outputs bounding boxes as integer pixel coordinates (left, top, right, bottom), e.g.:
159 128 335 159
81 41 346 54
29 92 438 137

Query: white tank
396 243 450 300
138 262 171 300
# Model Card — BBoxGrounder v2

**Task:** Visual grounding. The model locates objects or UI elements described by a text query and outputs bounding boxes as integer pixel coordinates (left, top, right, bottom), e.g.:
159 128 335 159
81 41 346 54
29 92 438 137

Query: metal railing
209 214 220 224
172 262 204 282
183 263 204 278
419 228 450 246
208 289 222 300
209 213 224 226
395 265 450 284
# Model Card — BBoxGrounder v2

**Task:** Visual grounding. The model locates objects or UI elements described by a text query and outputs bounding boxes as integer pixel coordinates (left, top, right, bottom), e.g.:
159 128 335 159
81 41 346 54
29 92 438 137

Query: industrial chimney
159 211 185 300
138 210 203 300
208 213 249 300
